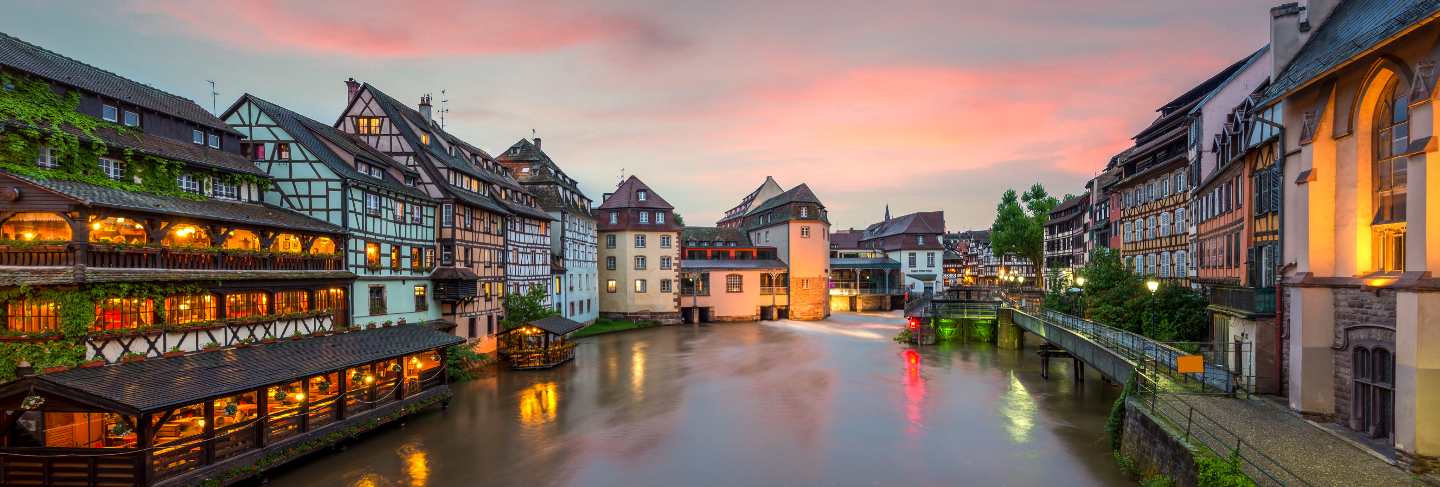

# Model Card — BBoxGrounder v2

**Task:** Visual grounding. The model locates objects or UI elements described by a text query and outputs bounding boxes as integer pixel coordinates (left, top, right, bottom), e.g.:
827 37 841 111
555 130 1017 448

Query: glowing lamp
195 418 206 428
91 222 102 231
364 374 375 384
116 217 125 224
1146 280 1160 293
293 392 305 402
20 231 35 241
1075 276 1086 287
907 316 921 330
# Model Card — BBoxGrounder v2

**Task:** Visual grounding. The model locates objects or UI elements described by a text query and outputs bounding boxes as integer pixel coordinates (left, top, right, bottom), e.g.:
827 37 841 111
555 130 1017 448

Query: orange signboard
1176 355 1204 374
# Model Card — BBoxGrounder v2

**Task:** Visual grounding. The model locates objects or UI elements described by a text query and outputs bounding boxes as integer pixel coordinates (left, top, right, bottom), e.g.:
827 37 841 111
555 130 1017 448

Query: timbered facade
497 138 598 324
223 94 441 329
0 32 355 368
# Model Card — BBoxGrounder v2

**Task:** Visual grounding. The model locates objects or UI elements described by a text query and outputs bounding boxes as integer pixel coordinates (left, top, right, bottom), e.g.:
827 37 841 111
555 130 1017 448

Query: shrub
1196 451 1255 487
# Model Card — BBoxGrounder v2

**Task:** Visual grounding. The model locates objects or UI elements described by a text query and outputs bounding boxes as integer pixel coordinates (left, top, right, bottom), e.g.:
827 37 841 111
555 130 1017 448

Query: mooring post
1073 358 1083 385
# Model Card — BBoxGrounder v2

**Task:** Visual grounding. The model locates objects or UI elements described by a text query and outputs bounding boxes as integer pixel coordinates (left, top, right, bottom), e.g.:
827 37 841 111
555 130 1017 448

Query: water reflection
265 312 1127 487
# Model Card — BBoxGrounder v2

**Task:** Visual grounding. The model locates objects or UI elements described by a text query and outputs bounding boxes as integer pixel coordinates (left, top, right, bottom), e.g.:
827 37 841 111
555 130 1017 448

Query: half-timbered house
497 138 598 324
222 95 442 331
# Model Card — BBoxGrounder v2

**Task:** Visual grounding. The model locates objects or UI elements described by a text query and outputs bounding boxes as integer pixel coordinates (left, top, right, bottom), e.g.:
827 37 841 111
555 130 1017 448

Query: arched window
1372 75 1409 271
224 229 261 250
87 217 145 244
163 224 210 248
1 212 71 242
271 234 303 253
311 237 337 255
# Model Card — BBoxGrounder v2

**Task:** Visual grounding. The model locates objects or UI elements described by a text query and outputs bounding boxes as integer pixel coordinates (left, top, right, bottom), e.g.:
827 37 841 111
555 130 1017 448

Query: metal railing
1208 286 1277 315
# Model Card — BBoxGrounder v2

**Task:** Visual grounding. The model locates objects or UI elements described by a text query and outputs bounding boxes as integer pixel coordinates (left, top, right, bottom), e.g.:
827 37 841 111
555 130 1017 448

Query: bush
445 345 487 382
1196 451 1256 487
1107 376 1135 451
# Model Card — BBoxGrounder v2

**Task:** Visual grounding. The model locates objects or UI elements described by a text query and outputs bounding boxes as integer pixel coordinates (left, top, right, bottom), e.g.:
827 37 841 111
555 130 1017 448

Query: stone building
596 176 681 323
497 138 598 325
731 181 832 320
1265 0 1440 468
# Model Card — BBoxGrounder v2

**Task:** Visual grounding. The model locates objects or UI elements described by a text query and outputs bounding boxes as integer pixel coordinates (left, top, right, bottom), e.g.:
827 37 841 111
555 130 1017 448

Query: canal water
266 312 1128 486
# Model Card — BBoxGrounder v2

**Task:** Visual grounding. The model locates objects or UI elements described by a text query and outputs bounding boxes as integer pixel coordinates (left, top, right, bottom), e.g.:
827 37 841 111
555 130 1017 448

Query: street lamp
1075 276 1086 288
1145 278 1159 333
1145 279 1160 293
1074 275 1087 318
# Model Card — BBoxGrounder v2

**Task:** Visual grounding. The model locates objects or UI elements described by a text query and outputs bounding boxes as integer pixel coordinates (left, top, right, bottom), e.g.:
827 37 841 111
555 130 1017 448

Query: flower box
79 359 106 369
163 351 186 358
42 365 70 374
120 355 145 363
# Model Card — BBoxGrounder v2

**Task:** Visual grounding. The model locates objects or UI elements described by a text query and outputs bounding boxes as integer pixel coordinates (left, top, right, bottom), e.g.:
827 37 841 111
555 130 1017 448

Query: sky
1 0 1273 230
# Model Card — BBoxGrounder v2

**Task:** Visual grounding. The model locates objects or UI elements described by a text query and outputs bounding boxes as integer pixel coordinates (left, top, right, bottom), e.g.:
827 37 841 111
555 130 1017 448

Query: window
1372 74 1409 271
99 158 124 180
225 291 269 319
276 142 291 160
726 274 743 293
420 133 431 145
213 179 239 200
606 256 616 270
801 226 811 238
606 280 617 293
1159 212 1172 237
390 245 401 271
365 242 381 268
411 247 423 271
275 290 310 314
35 146 55 168
463 207 473 229
208 134 220 149
917 235 924 245
660 256 672 270
634 256 647 270
102 104 118 122
634 279 647 293
192 129 204 145
639 211 649 224
926 252 935 267
409 204 423 224
660 235 671 248
123 111 139 127
177 173 202 194
660 279 672 293
393 201 406 222
414 285 428 312
609 212 618 224
164 294 215 325
908 252 916 268
656 212 665 224
365 193 381 216
605 234 616 249
357 117 382 135
93 297 154 331
369 285 386 315
5 298 58 333
637 190 647 201
799 206 809 218
1159 251 1171 278
441 204 454 228
634 234 646 248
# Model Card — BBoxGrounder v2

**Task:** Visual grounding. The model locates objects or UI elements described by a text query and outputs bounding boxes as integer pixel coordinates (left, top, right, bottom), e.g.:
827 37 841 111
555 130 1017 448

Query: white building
498 138 599 324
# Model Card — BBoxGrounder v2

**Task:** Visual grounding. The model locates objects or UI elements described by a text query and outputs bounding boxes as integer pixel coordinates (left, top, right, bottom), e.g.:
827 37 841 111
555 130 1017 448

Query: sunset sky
2 0 1273 230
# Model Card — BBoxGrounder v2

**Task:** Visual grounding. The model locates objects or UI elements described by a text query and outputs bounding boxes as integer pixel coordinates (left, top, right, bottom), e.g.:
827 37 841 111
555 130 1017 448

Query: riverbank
572 318 657 338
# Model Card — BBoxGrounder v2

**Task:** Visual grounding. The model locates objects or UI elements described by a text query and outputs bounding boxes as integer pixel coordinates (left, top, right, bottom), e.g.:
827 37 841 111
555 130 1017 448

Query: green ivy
1195 451 1256 487
1107 375 1135 452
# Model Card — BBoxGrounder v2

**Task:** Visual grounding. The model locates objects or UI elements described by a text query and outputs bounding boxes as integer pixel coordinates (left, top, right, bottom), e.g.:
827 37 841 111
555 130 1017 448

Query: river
265 311 1128 486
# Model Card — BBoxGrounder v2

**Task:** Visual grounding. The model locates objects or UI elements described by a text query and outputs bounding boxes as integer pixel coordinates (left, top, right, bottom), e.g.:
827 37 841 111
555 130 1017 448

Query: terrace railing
0 243 343 271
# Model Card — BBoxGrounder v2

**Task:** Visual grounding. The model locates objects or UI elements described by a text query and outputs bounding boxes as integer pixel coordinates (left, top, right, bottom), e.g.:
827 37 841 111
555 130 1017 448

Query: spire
884 204 891 221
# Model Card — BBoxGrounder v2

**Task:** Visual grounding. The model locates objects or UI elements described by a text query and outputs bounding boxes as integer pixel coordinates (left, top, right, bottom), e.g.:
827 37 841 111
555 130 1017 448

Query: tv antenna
439 89 450 129
205 80 219 115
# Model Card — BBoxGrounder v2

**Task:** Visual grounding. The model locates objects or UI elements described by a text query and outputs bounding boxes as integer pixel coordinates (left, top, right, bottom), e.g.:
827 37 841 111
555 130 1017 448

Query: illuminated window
276 143 291 160
212 391 258 431
99 158 124 180
39 412 136 448
164 294 216 325
366 242 380 268
275 290 309 314
357 117 382 135
420 133 431 145
271 234 303 253
223 229 261 250
414 285 428 312
225 291 269 319
390 245 401 271
1372 74 1409 271
311 237 337 255
411 247 423 271
634 279 647 293
163 224 210 248
2 212 71 242
315 288 346 313
151 403 204 447
4 298 59 333
94 297 154 331
726 274 742 293
606 280 617 293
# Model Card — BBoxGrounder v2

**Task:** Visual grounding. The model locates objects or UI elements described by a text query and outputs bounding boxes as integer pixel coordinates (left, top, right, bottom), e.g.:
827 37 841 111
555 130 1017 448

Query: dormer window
276 143 291 160
35 146 55 168
357 117 381 135
656 212 665 224
213 180 239 200
102 105 118 122
639 212 650 224
916 235 924 245
637 190 647 201
192 130 204 145
799 206 809 218
123 111 140 127
177 173 202 194
420 133 431 145
609 212 617 224
207 134 220 149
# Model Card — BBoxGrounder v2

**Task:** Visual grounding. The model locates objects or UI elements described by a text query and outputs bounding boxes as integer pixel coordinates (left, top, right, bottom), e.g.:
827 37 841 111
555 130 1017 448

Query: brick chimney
533 137 542 151
419 94 433 123
345 77 360 105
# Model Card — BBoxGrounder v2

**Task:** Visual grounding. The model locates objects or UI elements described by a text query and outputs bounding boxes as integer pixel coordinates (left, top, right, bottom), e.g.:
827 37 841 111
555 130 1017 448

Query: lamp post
1075 276 1087 318
1145 279 1159 334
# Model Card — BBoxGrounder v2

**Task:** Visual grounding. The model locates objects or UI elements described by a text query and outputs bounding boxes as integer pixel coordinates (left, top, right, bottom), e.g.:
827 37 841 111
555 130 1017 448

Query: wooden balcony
79 311 337 364
0 243 342 271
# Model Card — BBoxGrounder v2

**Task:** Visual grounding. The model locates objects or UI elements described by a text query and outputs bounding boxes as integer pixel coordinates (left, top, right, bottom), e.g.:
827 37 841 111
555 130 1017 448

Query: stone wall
1330 287 1397 426
600 311 682 325
1121 398 1198 487
789 277 829 320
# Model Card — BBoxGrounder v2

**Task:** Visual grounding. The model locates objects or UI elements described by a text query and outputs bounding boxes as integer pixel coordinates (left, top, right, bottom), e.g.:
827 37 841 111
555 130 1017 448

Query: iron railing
1208 286 1277 315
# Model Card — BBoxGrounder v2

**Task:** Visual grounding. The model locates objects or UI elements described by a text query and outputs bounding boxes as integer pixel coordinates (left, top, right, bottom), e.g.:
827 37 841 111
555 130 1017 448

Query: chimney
419 94 433 123
533 137 542 150
1270 2 1310 79
345 77 360 104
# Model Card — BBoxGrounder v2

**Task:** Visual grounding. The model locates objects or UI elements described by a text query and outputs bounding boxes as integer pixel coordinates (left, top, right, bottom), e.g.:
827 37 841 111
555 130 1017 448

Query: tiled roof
0 32 234 133
863 211 945 240
1263 0 1440 104
39 325 463 413
524 315 585 336
678 259 787 270
718 176 783 225
949 229 990 242
1134 50 1257 142
681 226 751 246
8 122 265 177
238 95 430 200
750 183 823 214
829 229 864 249
11 175 344 234
597 175 674 210
499 197 555 221
358 84 525 196
830 257 901 269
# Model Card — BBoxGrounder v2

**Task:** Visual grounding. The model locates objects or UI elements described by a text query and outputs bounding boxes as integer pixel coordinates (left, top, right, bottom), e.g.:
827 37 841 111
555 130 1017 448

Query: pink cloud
130 0 679 58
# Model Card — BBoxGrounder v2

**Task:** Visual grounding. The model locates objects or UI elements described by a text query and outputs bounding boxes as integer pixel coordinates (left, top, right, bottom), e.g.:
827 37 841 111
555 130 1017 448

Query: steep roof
830 229 865 249
1263 0 1440 104
679 259 788 270
750 183 823 214
863 211 944 240
597 175 674 210
1134 50 1259 142
497 138 591 216
41 123 264 176
236 94 430 200
0 32 235 133
717 176 784 225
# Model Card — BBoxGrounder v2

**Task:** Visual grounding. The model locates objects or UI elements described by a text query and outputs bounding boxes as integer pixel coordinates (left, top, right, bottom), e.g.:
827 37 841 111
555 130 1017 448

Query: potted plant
383 320 395 328
41 364 71 374
236 338 254 348
289 330 303 341
79 356 107 368
120 352 145 363
366 323 377 330
163 345 186 358
202 341 221 352
261 334 276 344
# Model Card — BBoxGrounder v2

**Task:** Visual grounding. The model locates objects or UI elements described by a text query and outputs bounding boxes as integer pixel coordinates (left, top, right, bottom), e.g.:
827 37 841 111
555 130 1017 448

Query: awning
907 273 937 282
14 325 462 414
431 267 480 281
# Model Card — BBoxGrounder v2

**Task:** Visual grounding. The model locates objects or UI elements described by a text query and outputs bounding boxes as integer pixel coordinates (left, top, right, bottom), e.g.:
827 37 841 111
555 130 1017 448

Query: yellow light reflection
399 443 429 487
631 342 647 399
518 382 558 426
1001 371 1036 444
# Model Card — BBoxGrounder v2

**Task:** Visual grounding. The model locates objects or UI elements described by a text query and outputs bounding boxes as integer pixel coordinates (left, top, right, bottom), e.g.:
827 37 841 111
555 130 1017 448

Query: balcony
0 242 342 271
1207 286 1276 317
759 286 788 295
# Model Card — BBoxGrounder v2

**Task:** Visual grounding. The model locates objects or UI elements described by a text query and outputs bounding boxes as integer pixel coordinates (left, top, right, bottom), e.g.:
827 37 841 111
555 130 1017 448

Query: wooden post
336 370 348 420
202 399 215 465
137 412 151 486
256 388 268 448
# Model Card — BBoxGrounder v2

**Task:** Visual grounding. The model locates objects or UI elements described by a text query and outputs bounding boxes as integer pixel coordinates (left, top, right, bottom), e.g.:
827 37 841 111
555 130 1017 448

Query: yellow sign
1177 355 1204 374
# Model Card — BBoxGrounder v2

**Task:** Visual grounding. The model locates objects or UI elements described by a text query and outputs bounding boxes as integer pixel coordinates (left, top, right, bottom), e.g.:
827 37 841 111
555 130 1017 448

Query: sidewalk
1157 393 1422 486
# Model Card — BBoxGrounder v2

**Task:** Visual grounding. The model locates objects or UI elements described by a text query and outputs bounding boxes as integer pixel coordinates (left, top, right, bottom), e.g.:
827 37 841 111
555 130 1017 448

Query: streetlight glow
1075 276 1086 287
1146 279 1159 293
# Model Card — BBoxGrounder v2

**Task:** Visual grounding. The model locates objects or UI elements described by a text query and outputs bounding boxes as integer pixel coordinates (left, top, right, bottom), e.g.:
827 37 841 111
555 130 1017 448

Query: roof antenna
619 167 625 186
439 89 450 129
205 80 218 115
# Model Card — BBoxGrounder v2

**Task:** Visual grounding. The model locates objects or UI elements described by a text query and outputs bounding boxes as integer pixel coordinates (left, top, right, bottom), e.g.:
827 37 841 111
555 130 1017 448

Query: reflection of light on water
519 382 559 426
398 443 429 487
766 319 887 340
903 349 925 434
1001 371 1036 444
353 473 382 487
631 342 647 399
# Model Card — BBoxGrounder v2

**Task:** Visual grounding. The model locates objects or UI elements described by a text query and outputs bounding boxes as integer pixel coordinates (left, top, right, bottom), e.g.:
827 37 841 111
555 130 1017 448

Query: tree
990 183 1058 285
501 285 556 329
1066 248 1209 342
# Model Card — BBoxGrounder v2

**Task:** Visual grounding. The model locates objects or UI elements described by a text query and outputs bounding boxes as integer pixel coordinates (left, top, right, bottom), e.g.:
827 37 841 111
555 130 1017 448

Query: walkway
1152 392 1421 486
